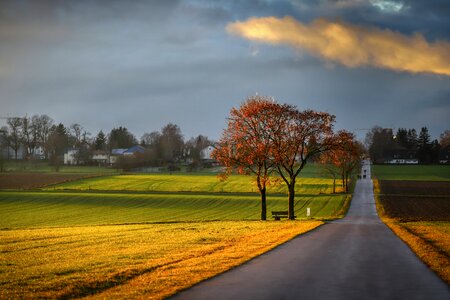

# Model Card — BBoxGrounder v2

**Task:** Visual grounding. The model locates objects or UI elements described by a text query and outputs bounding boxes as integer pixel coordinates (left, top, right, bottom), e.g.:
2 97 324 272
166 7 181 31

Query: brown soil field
379 180 450 196
0 173 98 190
379 180 450 222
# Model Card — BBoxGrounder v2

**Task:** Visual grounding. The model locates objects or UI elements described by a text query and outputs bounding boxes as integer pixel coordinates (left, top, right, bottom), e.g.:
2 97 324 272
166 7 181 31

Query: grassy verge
0 221 322 299
373 179 450 284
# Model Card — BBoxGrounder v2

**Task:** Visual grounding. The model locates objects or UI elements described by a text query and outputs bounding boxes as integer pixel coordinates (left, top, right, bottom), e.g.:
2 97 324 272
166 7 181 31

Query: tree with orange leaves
214 96 338 221
270 108 336 220
320 130 364 193
212 96 284 220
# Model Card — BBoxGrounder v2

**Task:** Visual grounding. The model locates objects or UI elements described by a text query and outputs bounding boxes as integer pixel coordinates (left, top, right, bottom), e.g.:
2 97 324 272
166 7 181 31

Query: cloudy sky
1 0 449 141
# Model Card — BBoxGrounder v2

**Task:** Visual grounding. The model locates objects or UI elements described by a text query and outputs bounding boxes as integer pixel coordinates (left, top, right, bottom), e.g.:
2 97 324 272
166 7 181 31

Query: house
64 149 79 165
91 151 110 166
110 145 145 164
439 146 450 164
123 145 145 155
385 148 418 164
200 145 215 160
385 158 419 164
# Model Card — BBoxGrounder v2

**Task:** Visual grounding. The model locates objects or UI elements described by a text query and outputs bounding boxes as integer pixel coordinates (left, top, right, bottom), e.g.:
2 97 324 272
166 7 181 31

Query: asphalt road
172 162 450 300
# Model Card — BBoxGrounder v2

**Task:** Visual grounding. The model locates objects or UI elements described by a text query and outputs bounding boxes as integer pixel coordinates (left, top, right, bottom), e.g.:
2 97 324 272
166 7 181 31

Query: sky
1 0 449 142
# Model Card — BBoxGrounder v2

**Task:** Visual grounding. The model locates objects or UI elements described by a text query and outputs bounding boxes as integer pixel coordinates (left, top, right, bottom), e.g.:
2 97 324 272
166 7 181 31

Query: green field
0 191 348 228
46 174 339 194
1 166 350 229
371 164 450 181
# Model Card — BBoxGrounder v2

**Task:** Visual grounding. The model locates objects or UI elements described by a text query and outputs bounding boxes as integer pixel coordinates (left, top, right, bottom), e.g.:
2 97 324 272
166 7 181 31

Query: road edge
372 178 450 285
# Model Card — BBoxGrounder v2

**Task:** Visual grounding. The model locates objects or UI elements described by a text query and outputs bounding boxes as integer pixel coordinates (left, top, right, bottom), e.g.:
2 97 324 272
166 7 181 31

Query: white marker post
306 207 311 217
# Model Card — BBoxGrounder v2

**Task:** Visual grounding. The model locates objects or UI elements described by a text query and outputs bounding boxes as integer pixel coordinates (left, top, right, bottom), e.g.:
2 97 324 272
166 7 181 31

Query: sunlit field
0 221 322 299
0 166 350 298
0 191 348 228
46 173 342 194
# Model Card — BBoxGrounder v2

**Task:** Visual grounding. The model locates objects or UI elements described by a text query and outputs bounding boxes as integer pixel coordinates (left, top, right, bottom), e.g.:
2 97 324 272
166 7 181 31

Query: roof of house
111 148 128 155
112 145 145 155
124 145 145 154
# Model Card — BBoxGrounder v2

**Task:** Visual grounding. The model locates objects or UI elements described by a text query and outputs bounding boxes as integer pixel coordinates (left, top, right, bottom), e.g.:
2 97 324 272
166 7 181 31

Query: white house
91 151 110 165
385 158 419 164
200 145 215 160
64 149 78 165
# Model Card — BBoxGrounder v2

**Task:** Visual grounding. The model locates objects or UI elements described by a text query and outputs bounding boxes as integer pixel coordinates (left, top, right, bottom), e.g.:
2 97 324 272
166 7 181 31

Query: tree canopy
213 95 338 220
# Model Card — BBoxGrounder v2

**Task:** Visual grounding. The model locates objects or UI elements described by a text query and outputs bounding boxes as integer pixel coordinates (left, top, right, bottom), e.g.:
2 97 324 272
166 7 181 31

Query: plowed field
379 180 450 222
0 173 99 190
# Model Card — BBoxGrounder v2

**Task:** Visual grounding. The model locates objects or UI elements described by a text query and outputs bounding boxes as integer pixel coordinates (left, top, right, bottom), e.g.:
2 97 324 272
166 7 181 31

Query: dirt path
172 162 449 300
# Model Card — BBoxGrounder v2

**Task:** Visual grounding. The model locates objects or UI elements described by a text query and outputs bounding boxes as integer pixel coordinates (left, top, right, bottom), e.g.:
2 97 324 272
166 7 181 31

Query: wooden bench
271 211 296 220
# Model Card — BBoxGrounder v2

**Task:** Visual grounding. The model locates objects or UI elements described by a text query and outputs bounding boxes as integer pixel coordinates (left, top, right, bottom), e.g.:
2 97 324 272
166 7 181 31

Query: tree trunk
260 187 267 220
288 180 295 220
345 172 350 193
333 178 336 194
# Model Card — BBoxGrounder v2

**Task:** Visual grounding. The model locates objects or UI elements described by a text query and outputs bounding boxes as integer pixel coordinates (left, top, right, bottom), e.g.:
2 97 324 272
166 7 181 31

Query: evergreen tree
395 128 408 148
406 129 418 151
108 127 137 150
417 127 431 163
94 130 107 151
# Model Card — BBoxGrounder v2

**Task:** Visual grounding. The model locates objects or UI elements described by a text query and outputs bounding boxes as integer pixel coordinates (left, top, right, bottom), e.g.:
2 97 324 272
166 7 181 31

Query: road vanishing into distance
172 162 450 300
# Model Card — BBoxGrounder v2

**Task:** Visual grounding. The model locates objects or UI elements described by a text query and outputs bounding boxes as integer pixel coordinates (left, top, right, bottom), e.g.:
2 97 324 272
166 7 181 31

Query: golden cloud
227 16 450 76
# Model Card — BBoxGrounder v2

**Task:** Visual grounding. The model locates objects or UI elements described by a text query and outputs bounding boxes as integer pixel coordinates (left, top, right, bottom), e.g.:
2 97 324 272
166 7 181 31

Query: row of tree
212 96 364 220
365 126 450 164
0 115 213 169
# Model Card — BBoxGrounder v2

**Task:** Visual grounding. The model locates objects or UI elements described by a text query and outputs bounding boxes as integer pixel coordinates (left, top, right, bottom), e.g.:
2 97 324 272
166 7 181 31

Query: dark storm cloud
292 0 450 40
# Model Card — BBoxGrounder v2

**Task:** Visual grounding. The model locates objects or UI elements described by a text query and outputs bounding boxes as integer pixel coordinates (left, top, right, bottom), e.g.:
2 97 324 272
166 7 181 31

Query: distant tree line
365 126 450 164
0 114 214 171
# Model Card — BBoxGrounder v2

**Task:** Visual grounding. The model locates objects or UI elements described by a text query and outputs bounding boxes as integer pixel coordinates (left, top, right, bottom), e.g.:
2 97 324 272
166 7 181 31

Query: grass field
46 173 341 195
0 220 322 299
0 165 350 298
0 191 348 228
372 164 450 181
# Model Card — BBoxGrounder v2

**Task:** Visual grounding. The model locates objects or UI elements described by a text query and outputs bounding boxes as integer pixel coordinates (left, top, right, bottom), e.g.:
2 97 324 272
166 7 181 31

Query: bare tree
440 130 450 148
6 117 23 160
22 116 39 160
69 123 83 147
160 124 184 163
34 115 54 159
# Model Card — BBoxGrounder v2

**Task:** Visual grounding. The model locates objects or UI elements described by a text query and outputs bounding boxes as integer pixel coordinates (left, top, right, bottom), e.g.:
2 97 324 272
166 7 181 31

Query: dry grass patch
0 221 322 299
373 179 450 284
379 221 450 285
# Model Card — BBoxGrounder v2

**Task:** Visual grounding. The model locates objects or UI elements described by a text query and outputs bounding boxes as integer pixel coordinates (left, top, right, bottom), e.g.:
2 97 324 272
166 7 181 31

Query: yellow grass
373 179 450 284
380 221 450 285
0 221 322 299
